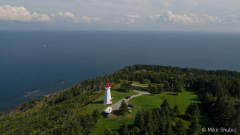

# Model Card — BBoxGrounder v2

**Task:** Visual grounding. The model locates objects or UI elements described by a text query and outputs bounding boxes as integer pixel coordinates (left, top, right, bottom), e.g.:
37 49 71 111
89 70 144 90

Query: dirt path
131 84 148 87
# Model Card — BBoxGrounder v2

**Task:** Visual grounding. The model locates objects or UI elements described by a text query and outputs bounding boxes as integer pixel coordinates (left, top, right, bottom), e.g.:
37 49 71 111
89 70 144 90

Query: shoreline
0 88 70 115
43 88 70 98
0 87 71 115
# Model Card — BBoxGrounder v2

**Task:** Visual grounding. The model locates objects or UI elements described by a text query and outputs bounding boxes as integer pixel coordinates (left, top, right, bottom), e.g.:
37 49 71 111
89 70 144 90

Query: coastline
43 88 70 98
0 87 71 116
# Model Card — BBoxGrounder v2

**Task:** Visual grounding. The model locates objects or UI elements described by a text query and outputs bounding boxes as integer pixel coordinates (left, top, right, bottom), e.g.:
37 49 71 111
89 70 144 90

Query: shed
104 107 112 114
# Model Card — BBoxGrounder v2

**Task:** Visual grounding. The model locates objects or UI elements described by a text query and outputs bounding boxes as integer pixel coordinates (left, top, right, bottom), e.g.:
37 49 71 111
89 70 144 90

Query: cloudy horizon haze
0 0 240 32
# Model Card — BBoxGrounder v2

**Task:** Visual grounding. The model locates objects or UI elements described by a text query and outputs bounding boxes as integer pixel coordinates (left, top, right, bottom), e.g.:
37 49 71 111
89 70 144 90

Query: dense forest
0 64 240 134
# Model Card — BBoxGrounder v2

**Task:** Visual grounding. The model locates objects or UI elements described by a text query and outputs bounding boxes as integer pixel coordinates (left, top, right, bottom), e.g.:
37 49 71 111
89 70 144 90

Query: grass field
89 85 215 135
129 88 216 129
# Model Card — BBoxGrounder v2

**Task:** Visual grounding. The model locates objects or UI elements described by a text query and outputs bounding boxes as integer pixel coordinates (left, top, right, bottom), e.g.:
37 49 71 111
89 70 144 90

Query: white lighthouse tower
103 83 112 104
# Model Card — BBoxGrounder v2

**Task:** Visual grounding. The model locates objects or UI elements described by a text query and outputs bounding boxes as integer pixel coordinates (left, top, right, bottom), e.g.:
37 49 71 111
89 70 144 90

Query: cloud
224 14 240 24
150 10 222 25
149 15 161 21
226 14 240 18
232 19 239 24
82 16 92 24
159 10 195 25
127 18 135 24
0 5 51 22
203 14 221 23
121 18 135 25
94 17 103 23
58 12 79 23
126 15 143 18
50 14 55 17
32 12 51 22
114 20 118 24
120 15 143 25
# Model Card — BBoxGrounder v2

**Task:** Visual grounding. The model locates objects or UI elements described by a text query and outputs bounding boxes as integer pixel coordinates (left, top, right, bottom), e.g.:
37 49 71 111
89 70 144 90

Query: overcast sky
0 0 240 31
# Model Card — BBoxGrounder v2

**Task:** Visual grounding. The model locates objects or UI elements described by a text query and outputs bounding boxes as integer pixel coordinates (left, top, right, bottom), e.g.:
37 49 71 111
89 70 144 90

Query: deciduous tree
175 83 183 95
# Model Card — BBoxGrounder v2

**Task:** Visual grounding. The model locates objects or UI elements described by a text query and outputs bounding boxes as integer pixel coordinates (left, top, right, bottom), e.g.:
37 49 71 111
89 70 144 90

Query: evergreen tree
173 105 180 116
165 121 173 135
113 130 119 135
193 103 200 119
185 103 200 119
214 97 230 126
151 111 158 132
119 100 128 115
83 114 95 134
220 99 236 127
121 123 129 135
215 84 225 97
232 108 240 135
187 117 201 135
143 110 153 127
151 87 157 95
161 99 173 119
146 123 155 135
91 109 101 122
79 115 87 132
159 111 167 133
134 110 144 129
202 92 215 114
102 127 112 135
153 119 159 134
151 109 157 120
161 99 171 111
153 108 161 119
175 119 186 135
148 84 152 93
185 103 193 118
131 127 140 135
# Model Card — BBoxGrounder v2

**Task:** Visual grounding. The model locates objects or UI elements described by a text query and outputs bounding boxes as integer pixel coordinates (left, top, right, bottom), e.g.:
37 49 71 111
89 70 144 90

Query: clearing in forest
89 84 215 135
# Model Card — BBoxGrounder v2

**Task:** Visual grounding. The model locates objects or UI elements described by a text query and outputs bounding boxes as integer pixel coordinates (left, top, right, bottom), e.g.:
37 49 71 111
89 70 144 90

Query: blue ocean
0 31 240 112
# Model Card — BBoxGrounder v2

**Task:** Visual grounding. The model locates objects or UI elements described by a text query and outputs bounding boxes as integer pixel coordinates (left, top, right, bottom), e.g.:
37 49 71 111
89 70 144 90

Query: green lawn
89 86 215 135
129 88 216 135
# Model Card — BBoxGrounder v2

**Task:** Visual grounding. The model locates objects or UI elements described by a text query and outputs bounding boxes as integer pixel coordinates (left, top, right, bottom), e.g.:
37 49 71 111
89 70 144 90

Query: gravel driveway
109 90 150 111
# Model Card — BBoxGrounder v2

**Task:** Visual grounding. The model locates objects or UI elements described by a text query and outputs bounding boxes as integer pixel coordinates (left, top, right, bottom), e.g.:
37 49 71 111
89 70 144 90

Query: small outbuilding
103 106 112 117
